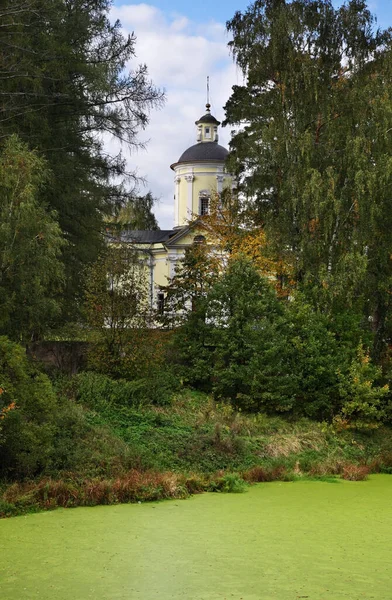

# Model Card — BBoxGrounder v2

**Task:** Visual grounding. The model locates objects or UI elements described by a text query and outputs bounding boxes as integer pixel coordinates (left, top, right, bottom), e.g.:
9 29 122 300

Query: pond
1 475 391 599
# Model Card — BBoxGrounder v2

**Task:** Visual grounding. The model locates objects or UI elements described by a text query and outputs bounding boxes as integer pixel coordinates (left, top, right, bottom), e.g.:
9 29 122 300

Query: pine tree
0 0 164 318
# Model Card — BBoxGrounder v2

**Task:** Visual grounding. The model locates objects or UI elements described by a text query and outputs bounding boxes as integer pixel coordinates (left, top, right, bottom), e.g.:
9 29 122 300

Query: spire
206 75 211 113
195 78 220 142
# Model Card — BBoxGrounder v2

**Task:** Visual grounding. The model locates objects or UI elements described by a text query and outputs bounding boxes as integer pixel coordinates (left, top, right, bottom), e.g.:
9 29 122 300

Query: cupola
195 103 220 143
170 103 232 228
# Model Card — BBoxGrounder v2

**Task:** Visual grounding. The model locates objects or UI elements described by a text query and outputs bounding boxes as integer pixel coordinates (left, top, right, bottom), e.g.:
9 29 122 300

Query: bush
171 257 387 424
341 464 370 481
0 337 58 478
87 328 174 381
2 471 190 514
73 370 179 409
215 473 247 493
189 257 296 412
0 499 20 518
48 400 133 477
335 346 389 431
243 465 281 482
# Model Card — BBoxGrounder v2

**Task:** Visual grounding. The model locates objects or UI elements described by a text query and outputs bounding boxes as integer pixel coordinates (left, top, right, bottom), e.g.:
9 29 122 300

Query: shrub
216 473 247 493
87 327 174 382
242 466 277 482
184 475 206 494
0 499 19 518
207 258 295 412
1 471 190 514
341 464 370 481
0 337 58 478
171 257 385 423
335 346 389 431
73 370 179 409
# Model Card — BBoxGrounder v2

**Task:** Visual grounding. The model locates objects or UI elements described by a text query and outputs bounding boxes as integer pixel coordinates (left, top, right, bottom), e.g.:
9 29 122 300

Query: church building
119 103 233 310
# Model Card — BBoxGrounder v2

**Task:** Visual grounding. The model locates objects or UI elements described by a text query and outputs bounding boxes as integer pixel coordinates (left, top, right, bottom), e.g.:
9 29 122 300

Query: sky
110 0 392 229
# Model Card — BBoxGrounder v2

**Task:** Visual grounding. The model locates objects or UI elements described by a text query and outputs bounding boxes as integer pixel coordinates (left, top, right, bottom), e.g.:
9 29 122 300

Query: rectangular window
200 196 209 216
205 127 211 139
157 292 165 314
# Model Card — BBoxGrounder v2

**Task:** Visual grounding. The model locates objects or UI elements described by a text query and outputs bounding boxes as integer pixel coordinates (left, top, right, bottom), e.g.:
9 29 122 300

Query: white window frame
199 194 210 216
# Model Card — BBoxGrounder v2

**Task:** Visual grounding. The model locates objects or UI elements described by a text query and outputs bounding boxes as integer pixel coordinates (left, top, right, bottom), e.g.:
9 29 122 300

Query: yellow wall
174 164 232 227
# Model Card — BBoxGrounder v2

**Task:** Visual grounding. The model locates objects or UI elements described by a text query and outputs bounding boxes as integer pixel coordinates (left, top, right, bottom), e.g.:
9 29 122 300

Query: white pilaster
174 175 181 227
216 174 224 195
185 174 194 222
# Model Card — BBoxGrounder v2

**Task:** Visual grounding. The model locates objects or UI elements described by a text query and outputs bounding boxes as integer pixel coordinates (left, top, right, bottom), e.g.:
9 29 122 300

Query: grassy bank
1 382 392 517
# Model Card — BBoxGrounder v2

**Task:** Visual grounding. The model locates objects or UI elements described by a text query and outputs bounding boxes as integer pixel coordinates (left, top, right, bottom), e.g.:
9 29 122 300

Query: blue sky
109 1 392 228
112 0 251 24
112 0 391 28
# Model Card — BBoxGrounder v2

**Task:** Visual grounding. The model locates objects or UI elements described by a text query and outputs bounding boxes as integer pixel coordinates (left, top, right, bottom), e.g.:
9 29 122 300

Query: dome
171 142 228 169
195 113 220 125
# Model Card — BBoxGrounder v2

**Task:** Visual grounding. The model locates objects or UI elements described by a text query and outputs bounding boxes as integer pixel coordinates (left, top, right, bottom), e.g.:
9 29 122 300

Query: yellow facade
173 165 232 227
122 103 233 311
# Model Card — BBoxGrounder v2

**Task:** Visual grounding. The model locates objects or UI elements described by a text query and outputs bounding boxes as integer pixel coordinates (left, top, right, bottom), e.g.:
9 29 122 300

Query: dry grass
308 458 347 477
341 464 370 481
2 470 189 514
265 431 323 458
242 465 288 483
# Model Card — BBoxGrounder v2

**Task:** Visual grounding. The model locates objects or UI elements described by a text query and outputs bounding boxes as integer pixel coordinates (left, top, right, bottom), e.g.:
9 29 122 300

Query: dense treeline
159 0 392 426
224 0 392 359
0 0 163 334
2 0 392 504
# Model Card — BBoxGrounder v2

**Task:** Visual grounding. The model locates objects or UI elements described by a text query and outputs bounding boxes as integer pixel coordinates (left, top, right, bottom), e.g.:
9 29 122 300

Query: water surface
1 475 391 599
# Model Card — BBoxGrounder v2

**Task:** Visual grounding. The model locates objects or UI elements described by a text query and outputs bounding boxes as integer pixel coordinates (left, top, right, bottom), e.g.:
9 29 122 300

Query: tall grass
2 389 392 518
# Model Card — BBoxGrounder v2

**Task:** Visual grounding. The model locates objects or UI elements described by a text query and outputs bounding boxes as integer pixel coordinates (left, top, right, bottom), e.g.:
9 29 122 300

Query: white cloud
170 16 190 32
109 3 242 229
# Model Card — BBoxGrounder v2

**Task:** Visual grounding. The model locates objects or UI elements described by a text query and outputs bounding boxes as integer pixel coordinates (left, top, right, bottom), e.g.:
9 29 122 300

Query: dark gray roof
119 230 175 244
172 142 229 168
195 113 220 125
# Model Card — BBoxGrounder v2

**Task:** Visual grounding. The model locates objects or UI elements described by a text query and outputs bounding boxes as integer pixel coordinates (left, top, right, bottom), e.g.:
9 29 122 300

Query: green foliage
73 370 179 409
335 346 389 431
0 0 163 318
49 400 134 477
159 241 222 389
160 240 220 328
213 473 247 494
225 0 392 356
108 192 160 231
85 245 156 378
0 337 137 479
0 336 58 478
0 136 65 341
206 257 294 411
2 385 392 515
171 255 387 421
285 298 352 420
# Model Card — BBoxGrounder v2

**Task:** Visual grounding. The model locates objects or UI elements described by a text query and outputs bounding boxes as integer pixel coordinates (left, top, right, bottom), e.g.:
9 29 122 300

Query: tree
224 0 392 355
0 336 58 478
158 240 221 388
0 0 164 317
0 135 65 342
335 345 389 431
198 192 294 295
160 239 221 328
108 191 160 231
85 244 150 377
205 256 294 411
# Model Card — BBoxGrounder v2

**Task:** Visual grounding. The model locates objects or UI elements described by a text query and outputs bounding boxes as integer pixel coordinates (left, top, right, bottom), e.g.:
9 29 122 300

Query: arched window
193 235 206 244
